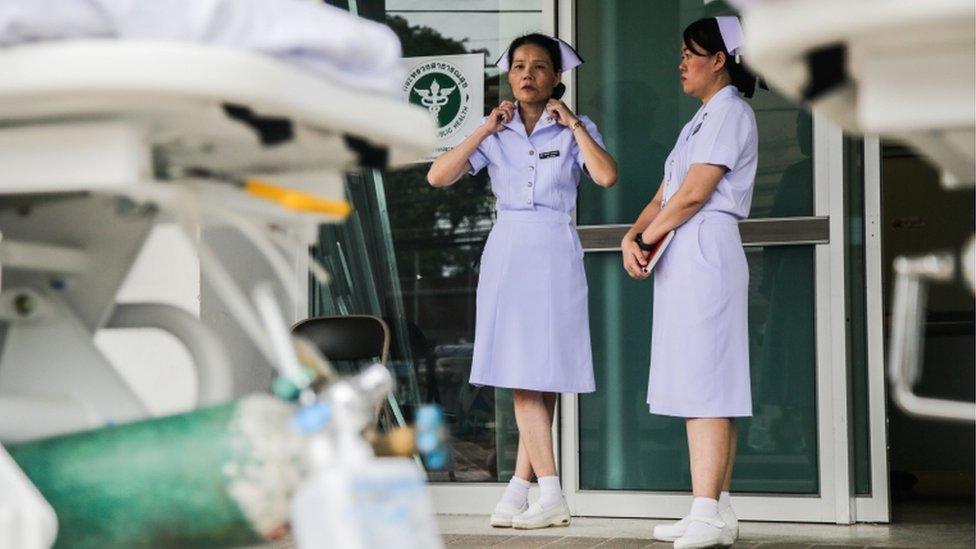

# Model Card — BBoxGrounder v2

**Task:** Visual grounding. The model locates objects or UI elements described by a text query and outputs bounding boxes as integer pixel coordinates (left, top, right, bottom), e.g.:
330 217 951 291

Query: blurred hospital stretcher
0 33 436 549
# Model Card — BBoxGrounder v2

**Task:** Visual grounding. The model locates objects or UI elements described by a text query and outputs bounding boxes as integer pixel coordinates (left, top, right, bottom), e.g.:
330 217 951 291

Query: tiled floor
271 499 973 548
436 500 975 548
440 536 950 548
440 536 882 548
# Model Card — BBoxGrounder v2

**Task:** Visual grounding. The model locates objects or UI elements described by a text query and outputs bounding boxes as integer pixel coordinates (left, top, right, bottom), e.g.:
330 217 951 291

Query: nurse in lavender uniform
427 33 617 530
620 17 759 549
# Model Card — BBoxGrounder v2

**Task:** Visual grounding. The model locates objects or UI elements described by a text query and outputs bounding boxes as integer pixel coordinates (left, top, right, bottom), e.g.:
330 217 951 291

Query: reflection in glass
580 246 818 493
382 162 497 481
364 2 544 482
575 0 813 225
746 247 818 493
310 170 426 425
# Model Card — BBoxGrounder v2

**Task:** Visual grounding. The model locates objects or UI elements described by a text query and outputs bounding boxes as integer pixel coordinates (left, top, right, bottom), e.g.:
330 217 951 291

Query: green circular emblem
410 72 462 128
404 60 472 141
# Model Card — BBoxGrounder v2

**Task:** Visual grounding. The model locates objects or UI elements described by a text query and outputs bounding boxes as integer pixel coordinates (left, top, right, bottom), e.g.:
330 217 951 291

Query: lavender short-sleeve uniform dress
647 84 758 418
467 108 604 394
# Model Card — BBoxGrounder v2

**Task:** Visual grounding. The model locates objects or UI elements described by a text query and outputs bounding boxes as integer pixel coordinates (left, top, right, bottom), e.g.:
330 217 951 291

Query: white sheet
0 0 404 95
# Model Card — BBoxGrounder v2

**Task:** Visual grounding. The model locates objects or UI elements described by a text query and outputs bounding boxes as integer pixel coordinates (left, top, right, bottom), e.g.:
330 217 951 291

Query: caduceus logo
414 79 456 115
404 60 471 140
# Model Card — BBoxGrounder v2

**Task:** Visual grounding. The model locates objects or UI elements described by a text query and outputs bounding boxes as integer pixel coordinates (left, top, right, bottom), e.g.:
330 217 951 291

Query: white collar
503 101 559 136
705 84 739 107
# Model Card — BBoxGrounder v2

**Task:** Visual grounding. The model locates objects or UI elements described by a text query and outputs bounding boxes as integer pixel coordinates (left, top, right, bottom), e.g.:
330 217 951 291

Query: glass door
556 0 873 523
312 0 559 514
312 0 888 522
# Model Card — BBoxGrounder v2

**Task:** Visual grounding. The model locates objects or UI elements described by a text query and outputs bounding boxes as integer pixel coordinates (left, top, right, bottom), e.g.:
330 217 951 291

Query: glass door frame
857 137 890 523
426 1 889 523
553 0 890 524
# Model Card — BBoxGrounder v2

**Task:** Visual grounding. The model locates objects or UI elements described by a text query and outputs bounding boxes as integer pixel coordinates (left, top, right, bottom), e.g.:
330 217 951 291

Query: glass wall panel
310 171 427 426
574 0 813 226
313 1 545 483
383 0 543 483
580 246 819 493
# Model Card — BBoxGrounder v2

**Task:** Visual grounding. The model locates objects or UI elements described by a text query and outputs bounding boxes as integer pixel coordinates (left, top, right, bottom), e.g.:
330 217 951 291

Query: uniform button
528 150 534 156
527 182 533 187
529 166 535 171
526 198 532 204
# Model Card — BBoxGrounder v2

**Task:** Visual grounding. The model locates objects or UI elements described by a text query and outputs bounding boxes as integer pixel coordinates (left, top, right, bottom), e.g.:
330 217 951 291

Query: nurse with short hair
427 33 618 530
621 16 758 549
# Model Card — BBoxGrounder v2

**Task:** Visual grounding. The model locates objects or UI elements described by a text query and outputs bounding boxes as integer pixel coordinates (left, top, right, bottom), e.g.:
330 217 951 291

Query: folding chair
291 315 406 428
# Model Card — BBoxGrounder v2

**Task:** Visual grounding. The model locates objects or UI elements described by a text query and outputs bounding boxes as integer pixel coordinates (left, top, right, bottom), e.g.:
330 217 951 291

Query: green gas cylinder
7 394 302 548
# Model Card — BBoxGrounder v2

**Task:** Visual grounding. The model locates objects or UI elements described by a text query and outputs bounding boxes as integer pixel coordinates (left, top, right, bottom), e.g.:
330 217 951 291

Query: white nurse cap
715 16 744 63
496 35 584 72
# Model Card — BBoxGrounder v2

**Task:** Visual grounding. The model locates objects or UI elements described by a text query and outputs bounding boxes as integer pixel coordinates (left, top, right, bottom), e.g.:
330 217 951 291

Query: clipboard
642 229 676 274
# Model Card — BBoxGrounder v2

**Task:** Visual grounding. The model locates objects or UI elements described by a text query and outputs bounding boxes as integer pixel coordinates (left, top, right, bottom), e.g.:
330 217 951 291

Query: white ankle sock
683 497 723 540
689 497 720 518
500 476 530 508
537 475 563 508
719 491 731 510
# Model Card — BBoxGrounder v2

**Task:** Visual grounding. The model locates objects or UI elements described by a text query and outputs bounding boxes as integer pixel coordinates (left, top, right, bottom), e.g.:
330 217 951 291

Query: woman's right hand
485 101 516 134
621 237 650 280
428 101 514 187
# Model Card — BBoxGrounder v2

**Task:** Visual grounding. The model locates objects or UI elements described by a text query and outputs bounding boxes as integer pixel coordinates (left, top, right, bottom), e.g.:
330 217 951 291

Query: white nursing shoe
653 506 738 542
673 516 736 549
652 515 691 541
511 498 571 529
489 501 529 527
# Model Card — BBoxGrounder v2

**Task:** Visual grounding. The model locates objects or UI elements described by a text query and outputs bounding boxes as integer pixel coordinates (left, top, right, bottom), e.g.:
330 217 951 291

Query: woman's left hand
546 99 578 128
621 238 651 280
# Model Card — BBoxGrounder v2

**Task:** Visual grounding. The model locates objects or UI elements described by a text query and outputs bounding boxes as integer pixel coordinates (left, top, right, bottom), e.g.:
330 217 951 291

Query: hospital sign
402 53 485 161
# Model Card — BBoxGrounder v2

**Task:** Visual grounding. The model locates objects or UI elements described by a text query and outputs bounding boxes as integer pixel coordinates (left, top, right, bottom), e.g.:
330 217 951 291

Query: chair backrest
292 315 390 364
